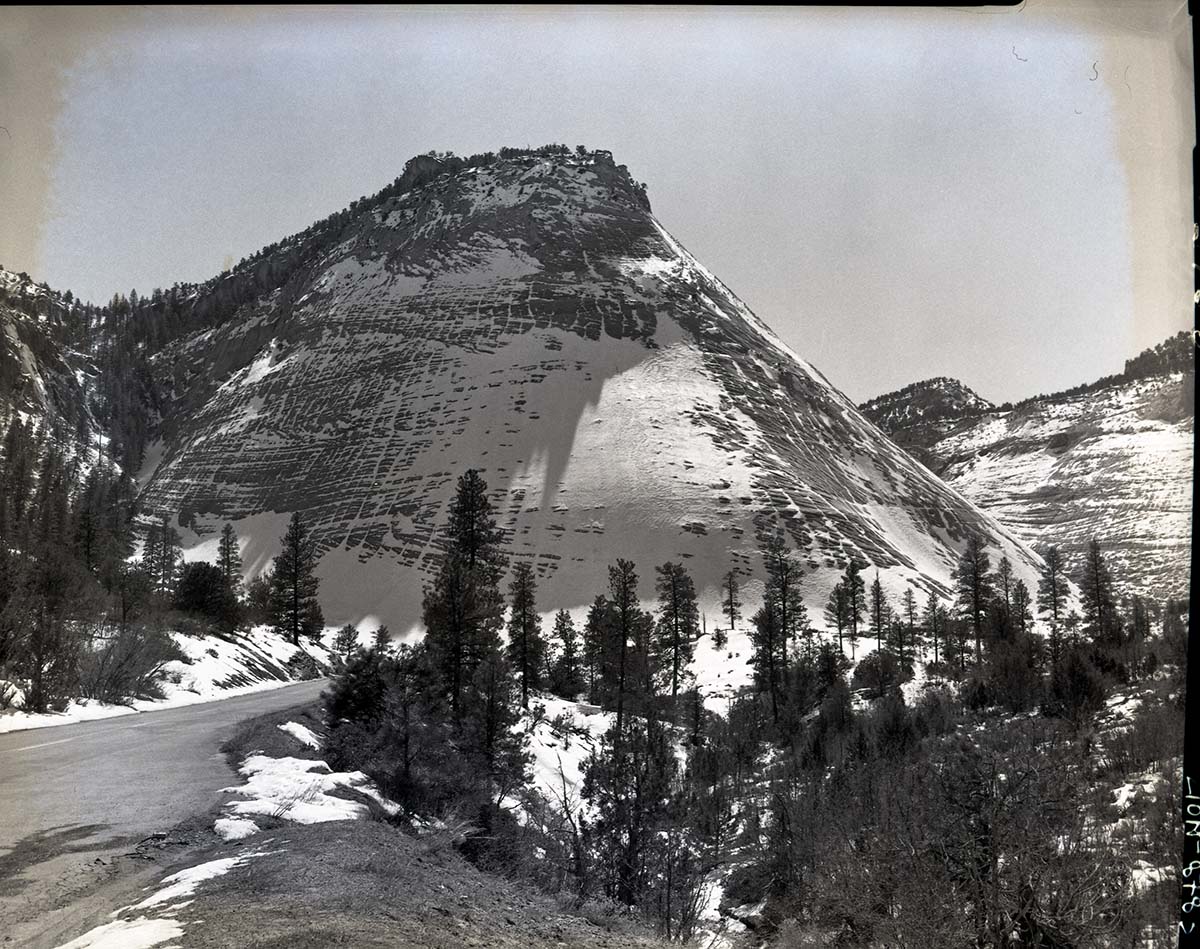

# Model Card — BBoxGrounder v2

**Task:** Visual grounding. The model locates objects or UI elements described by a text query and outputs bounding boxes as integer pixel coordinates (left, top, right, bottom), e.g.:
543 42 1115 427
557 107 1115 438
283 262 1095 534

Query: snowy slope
136 149 1044 633
863 370 1193 600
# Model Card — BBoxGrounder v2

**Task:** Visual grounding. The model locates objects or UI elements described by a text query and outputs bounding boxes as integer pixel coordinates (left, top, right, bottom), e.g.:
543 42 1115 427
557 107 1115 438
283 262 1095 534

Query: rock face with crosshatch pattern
137 148 1043 634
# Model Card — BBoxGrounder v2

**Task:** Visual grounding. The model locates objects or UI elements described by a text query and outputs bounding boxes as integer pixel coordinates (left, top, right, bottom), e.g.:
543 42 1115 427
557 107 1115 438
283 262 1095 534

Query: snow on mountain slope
137 148 1043 632
863 368 1193 600
0 269 101 457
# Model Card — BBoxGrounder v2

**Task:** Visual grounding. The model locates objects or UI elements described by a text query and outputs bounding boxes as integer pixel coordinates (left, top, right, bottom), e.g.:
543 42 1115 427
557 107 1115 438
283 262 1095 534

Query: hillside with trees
320 468 1184 947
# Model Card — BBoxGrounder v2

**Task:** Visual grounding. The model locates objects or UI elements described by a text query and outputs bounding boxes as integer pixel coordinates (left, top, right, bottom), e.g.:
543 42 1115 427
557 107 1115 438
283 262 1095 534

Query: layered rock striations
130 148 1044 629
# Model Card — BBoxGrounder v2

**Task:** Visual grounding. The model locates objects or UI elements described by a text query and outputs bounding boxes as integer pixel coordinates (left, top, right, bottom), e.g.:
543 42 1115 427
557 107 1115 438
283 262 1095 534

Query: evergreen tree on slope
422 469 506 718
952 535 994 665
506 561 547 708
269 511 325 645
654 561 700 700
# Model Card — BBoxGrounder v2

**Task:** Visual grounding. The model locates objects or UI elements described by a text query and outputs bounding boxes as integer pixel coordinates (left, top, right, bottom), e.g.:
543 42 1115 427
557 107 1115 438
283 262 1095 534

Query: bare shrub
77 623 184 704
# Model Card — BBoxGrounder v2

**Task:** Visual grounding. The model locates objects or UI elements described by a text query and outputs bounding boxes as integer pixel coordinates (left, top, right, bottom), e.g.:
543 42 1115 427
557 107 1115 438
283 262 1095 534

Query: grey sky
0 3 1192 403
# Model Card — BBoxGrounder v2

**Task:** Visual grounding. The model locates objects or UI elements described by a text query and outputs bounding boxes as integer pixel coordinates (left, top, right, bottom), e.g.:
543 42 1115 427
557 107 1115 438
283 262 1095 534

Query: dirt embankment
98 701 665 949
173 819 664 949
186 702 664 948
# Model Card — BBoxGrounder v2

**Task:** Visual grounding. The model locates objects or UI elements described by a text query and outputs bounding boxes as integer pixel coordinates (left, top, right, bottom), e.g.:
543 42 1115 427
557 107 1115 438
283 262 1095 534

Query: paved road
0 680 328 855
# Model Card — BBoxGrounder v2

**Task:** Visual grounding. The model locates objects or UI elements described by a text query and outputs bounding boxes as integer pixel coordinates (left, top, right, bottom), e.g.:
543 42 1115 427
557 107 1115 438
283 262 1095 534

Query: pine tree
1078 538 1117 646
606 559 640 739
888 616 906 675
268 511 325 645
372 624 391 653
72 471 106 574
824 581 848 656
721 569 742 634
631 607 657 705
1063 611 1083 650
174 561 240 629
1011 580 1033 640
218 523 242 592
334 623 359 658
996 556 1014 613
583 594 610 700
654 562 700 700
868 572 892 695
550 609 586 698
0 417 33 543
582 712 680 909
762 535 809 659
1128 596 1150 678
422 470 507 718
33 447 69 546
1037 545 1068 635
244 571 274 626
448 469 505 573
459 649 530 815
749 597 785 724
506 561 547 708
869 572 890 658
898 587 918 667
145 515 182 598
923 589 945 665
952 535 994 664
841 560 866 659
949 615 971 673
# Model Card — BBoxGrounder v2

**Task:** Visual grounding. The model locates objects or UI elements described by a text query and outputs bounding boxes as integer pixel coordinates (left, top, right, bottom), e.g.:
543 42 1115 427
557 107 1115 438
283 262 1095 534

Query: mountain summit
135 146 1040 629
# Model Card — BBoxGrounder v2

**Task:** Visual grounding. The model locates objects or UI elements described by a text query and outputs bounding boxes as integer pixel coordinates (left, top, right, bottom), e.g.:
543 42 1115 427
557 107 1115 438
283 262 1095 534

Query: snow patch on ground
55 916 184 949
519 695 611 817
277 720 322 749
221 755 399 824
213 816 261 841
132 851 276 909
1130 860 1170 893
1112 768 1162 813
211 706 398 841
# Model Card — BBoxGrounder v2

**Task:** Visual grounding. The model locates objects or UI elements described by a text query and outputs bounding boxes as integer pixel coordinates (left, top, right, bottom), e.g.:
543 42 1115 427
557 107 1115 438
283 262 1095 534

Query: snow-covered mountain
130 147 1041 632
861 340 1193 601
0 270 96 446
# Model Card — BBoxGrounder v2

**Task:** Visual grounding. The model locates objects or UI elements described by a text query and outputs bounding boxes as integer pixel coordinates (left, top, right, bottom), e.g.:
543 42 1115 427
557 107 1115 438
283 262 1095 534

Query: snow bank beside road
222 754 401 825
0 626 333 734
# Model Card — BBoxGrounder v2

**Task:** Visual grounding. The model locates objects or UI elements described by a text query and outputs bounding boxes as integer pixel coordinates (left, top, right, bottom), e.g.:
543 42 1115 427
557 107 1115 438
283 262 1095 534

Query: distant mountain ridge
858 377 995 470
860 332 1194 600
860 376 995 426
